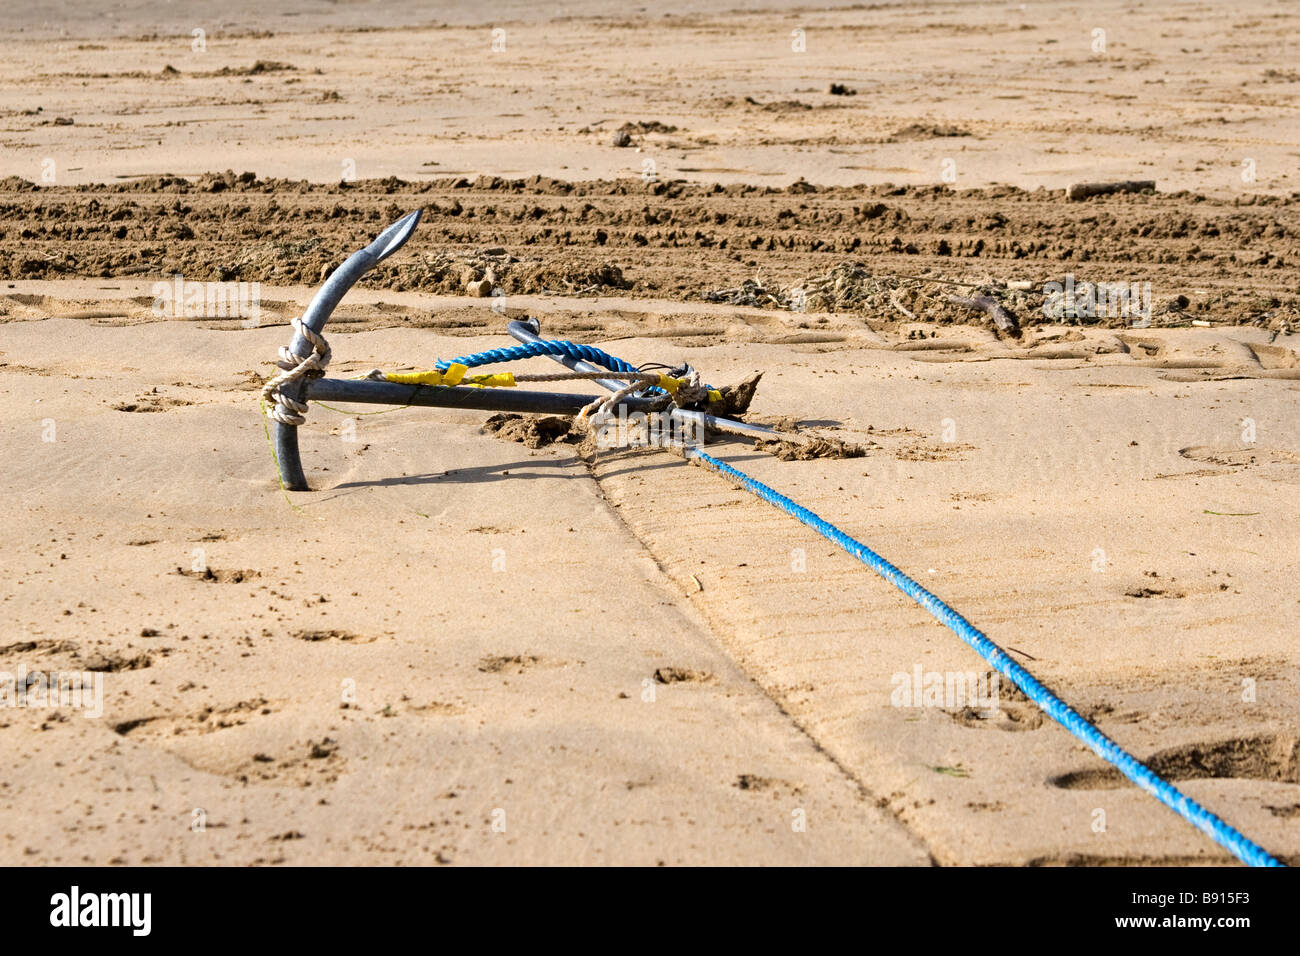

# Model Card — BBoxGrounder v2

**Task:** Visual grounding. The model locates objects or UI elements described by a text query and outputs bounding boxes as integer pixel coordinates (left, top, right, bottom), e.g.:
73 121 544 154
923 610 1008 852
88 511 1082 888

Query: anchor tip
368 208 423 261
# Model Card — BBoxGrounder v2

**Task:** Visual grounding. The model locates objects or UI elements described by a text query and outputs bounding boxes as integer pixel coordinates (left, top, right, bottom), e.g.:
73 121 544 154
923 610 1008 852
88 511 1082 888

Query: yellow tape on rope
381 363 519 387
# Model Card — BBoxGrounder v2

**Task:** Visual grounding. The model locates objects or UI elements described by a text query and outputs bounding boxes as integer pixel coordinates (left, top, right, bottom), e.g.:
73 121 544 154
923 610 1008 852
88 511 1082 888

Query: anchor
262 210 779 490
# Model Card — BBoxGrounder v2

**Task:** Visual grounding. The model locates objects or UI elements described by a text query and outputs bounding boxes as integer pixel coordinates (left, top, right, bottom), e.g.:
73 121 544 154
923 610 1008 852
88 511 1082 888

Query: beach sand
1 0 1297 865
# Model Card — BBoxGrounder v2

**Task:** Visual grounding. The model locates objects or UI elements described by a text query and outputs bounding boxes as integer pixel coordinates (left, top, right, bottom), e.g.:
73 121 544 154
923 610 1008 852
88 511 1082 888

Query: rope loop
261 318 332 425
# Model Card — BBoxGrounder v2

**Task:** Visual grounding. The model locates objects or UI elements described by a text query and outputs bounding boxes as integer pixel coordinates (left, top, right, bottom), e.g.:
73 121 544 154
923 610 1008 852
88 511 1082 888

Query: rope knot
671 367 711 407
261 318 332 425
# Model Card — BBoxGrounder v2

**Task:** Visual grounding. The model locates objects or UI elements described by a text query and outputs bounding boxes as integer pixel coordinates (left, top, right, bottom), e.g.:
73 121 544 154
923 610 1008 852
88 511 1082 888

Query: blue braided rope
435 340 643 375
689 447 1283 868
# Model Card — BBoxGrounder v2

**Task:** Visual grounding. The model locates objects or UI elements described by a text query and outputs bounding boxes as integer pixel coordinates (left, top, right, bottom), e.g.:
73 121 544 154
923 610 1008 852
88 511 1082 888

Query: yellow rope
367 365 721 403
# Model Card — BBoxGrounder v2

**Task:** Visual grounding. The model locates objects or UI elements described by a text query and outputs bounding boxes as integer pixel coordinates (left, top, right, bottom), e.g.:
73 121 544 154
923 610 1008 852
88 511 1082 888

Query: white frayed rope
261 318 331 425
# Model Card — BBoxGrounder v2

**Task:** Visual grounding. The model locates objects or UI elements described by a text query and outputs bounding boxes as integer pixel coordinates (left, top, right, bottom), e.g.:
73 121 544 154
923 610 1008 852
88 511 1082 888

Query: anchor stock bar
305 378 661 416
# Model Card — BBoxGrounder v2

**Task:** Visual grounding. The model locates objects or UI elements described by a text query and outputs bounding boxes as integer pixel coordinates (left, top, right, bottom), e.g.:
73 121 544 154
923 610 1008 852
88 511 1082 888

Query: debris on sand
710 263 901 311
216 60 296 76
798 262 889 312
464 270 495 297
653 666 715 684
888 123 971 141
827 83 857 96
610 120 678 148
947 292 1020 335
717 96 815 112
482 413 575 448
386 248 632 297
754 437 867 461
705 278 785 308
708 261 1045 328
712 372 763 416
1065 180 1156 201
625 120 677 134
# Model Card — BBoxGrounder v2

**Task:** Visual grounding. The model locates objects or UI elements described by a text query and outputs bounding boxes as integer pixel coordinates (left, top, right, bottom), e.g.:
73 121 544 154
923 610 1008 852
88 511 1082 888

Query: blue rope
435 340 643 375
434 338 718 398
689 447 1283 868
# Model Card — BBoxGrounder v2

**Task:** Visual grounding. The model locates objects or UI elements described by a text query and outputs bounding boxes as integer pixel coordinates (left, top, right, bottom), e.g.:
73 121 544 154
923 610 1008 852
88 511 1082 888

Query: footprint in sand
114 701 346 786
1049 734 1300 789
1179 445 1300 468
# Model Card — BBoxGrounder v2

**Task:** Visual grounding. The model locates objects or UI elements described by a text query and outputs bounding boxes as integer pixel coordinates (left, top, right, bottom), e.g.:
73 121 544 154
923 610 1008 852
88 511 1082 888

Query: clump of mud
482 413 576 448
753 437 867 461
5 174 1296 327
398 249 631 297
608 120 679 147
711 371 762 416
887 123 972 141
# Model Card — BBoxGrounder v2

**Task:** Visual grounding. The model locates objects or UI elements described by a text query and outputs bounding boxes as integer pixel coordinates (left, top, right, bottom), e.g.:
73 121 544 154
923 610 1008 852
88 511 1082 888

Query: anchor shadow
333 456 580 489
331 439 771 488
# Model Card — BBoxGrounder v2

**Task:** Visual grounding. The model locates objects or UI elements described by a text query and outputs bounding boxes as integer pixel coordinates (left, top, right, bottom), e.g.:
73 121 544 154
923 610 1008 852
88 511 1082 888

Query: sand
1 0 1297 866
